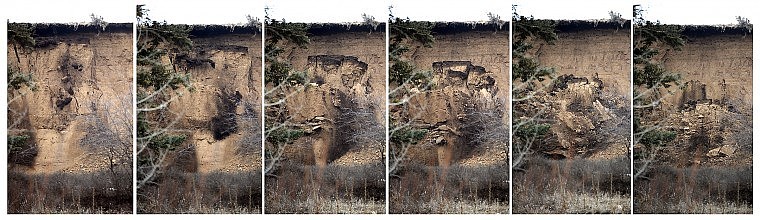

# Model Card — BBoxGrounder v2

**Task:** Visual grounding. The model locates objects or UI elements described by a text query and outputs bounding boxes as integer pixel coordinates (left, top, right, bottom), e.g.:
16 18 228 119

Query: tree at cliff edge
632 4 683 179
263 9 311 176
136 4 194 189
510 6 557 170
387 8 436 177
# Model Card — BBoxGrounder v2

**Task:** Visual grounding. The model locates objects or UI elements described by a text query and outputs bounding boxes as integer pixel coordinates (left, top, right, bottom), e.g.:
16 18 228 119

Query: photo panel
388 0 510 214
262 0 387 214
135 0 262 214
511 0 632 214
633 0 753 214
6 0 134 214
2 0 758 217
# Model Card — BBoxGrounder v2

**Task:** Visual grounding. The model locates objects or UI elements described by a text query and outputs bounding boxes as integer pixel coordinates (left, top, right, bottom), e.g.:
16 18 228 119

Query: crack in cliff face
175 53 216 70
56 47 80 111
211 88 242 140
680 80 708 109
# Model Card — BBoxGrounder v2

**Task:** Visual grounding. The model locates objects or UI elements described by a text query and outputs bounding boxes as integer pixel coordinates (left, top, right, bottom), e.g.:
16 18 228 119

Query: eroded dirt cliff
7 23 133 213
276 24 386 167
645 26 753 168
135 25 263 213
165 26 262 173
536 21 631 98
388 22 510 214
7 24 133 173
518 21 632 160
511 20 632 214
264 23 386 214
402 24 510 167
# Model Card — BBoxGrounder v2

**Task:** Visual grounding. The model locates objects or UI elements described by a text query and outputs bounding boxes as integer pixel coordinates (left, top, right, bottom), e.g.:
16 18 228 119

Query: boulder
706 145 737 157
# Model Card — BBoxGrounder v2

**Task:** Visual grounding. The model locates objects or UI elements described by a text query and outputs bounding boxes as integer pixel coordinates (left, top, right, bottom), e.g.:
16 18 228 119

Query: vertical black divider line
629 3 635 215
260 4 267 214
132 18 138 215
385 3 391 215
508 3 514 214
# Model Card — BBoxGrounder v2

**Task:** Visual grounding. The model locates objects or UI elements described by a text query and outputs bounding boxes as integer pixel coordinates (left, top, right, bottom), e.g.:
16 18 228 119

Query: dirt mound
515 74 630 160
333 147 383 166
654 103 752 167
458 146 508 167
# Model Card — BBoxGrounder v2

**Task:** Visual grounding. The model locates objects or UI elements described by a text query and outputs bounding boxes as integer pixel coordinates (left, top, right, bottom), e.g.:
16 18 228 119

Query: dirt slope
523 21 632 160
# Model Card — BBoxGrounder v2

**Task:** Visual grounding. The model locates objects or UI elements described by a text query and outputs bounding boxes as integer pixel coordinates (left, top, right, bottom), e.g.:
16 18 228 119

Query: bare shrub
138 169 262 214
7 170 132 214
513 156 631 214
265 162 385 214
460 97 509 159
634 165 752 213
361 13 380 30
7 132 37 166
89 13 108 31
238 101 262 155
333 91 384 163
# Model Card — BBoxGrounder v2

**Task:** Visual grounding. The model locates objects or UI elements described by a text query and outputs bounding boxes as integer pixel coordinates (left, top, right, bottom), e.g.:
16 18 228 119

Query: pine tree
632 5 684 179
263 8 310 176
510 6 557 170
7 22 36 162
135 4 194 188
387 8 435 177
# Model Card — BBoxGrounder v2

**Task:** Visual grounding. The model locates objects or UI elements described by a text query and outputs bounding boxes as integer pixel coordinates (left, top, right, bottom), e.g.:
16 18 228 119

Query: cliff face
264 25 386 213
7 24 133 173
167 28 262 173
536 23 631 98
404 27 510 167
517 21 632 160
664 31 752 109
278 25 386 166
654 28 753 168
